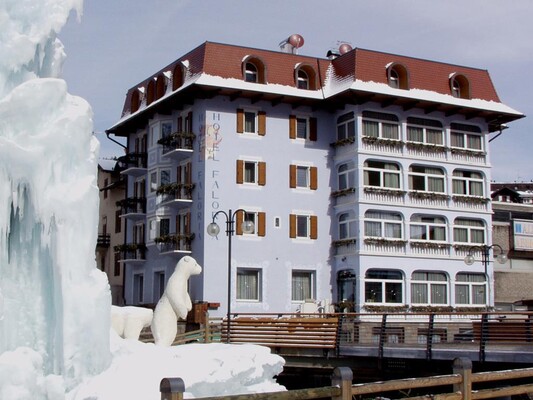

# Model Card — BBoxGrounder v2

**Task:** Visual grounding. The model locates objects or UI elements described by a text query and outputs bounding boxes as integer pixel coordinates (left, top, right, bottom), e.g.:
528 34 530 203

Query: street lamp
207 209 254 343
463 244 508 308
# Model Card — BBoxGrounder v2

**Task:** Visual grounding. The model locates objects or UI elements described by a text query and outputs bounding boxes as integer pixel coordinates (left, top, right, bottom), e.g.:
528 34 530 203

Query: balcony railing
157 183 195 205
97 234 111 247
117 197 146 216
117 152 147 169
114 243 146 262
155 233 195 254
158 132 195 158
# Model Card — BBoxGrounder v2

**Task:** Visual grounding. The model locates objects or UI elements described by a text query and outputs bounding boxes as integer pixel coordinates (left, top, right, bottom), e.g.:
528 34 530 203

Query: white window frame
244 110 257 134
409 165 445 193
296 165 311 188
453 218 485 245
337 112 355 141
243 211 258 236
455 273 486 305
364 160 401 190
296 117 309 140
244 62 258 83
297 69 309 89
243 161 259 184
364 269 403 304
411 271 448 305
296 215 311 239
291 270 316 302
154 270 166 299
362 116 400 140
236 268 261 301
450 130 483 152
410 215 447 242
364 211 403 240
338 161 355 191
452 170 484 197
339 212 356 240
406 123 444 146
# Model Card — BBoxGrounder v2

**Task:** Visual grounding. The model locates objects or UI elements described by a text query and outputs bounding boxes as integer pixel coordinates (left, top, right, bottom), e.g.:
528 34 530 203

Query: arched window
364 160 401 190
172 64 184 91
297 69 308 89
408 165 445 193
452 170 484 197
453 218 485 245
364 210 403 239
146 80 156 106
338 161 355 191
450 73 470 99
411 271 448 305
130 89 141 113
386 63 409 89
294 64 317 90
338 212 356 240
455 273 486 305
410 215 447 242
242 56 266 83
155 73 166 100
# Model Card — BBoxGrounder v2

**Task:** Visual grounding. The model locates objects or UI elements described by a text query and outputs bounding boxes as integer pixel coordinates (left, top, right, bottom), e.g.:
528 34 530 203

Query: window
409 165 445 193
154 271 166 299
115 210 121 234
365 269 403 304
406 117 444 145
289 165 317 190
450 123 483 152
133 274 144 304
362 111 400 140
235 210 266 236
242 57 265 83
455 273 486 305
113 253 120 276
450 74 470 99
236 160 266 185
453 218 485 244
410 215 447 242
364 160 401 189
237 109 266 135
386 63 409 89
452 170 484 196
159 218 170 236
244 62 258 82
297 69 309 89
150 171 158 192
289 214 318 239
339 212 356 240
237 269 261 301
289 115 317 141
337 112 355 141
150 124 159 147
161 121 172 140
149 217 170 241
160 168 171 186
411 271 448 305
364 210 403 239
338 161 355 191
292 271 315 302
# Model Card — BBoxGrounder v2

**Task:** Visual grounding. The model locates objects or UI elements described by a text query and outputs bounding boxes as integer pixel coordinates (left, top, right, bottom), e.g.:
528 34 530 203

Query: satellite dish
339 43 353 55
288 34 304 48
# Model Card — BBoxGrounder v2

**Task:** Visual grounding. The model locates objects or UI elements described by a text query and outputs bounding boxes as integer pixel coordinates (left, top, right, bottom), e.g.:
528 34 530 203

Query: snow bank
69 334 285 400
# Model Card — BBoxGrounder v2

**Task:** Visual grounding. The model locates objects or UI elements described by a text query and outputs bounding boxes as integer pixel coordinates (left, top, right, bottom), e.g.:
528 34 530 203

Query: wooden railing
159 358 533 400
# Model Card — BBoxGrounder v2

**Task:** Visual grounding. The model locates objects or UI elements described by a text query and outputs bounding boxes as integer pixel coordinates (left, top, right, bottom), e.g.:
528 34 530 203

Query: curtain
407 127 423 142
454 227 468 243
411 283 427 303
292 273 311 301
365 221 381 237
470 181 483 196
472 285 485 304
382 123 399 139
363 120 378 137
453 179 466 194
427 129 443 145
385 222 402 238
428 176 445 192
430 226 446 241
450 132 464 147
455 285 469 304
384 171 400 188
431 284 447 304
237 271 258 300
468 135 482 150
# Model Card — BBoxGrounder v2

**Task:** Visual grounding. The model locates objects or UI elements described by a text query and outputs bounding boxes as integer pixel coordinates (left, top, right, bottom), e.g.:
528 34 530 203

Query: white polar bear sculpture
151 256 202 346
111 305 153 340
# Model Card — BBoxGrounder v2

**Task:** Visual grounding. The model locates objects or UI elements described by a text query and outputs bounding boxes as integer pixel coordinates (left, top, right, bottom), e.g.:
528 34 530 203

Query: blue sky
60 0 532 182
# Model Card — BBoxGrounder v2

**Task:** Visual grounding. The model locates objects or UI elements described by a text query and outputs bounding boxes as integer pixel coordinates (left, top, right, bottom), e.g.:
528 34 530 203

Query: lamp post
464 244 508 308
207 209 254 343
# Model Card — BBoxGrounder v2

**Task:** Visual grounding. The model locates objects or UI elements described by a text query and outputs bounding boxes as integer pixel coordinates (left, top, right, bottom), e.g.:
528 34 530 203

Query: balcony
114 243 146 263
96 233 110 248
157 183 194 209
158 132 195 161
155 233 194 255
118 152 147 177
117 197 146 221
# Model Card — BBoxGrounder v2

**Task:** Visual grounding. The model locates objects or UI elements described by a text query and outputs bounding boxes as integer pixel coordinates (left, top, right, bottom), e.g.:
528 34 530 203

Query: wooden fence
159 358 533 400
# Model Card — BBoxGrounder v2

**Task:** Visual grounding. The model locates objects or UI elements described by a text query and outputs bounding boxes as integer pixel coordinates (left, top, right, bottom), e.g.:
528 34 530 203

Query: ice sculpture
0 0 111 397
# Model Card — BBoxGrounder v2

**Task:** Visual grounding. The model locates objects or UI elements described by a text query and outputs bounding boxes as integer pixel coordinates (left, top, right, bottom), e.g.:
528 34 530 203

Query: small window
289 214 318 240
237 269 261 301
337 112 355 141
338 161 355 191
290 165 317 190
296 118 308 139
297 69 309 89
387 63 409 89
450 74 470 99
289 115 317 141
292 271 315 302
245 62 258 83
237 109 266 135
242 56 266 83
339 212 356 240
236 160 266 186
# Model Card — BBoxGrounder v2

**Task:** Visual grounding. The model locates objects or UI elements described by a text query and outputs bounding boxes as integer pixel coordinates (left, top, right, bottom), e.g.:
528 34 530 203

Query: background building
105 38 523 316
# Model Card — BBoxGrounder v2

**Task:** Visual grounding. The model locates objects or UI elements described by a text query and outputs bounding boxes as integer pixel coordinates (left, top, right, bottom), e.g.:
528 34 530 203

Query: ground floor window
292 271 315 302
364 269 403 304
237 268 261 301
455 272 486 305
411 271 448 305
154 271 165 300
133 273 144 304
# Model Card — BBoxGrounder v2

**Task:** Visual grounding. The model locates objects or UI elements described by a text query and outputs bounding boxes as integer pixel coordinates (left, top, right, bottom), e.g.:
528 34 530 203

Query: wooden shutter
236 210 244 235
258 212 266 237
309 117 317 141
185 212 191 234
236 109 244 133
289 164 297 188
310 216 318 239
176 215 181 234
177 116 183 132
289 115 297 139
187 111 193 132
186 162 192 184
289 214 297 238
236 160 244 184
258 162 266 186
258 111 266 136
310 167 318 190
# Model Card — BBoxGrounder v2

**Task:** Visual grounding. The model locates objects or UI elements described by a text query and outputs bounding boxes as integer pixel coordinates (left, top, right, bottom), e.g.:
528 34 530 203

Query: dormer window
294 64 317 90
155 73 167 100
450 73 470 99
245 62 258 82
297 69 309 89
172 64 184 91
146 80 156 105
386 63 409 90
242 56 266 83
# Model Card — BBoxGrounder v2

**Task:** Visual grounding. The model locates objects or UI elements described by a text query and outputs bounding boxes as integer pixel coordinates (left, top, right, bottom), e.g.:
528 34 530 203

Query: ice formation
0 0 111 397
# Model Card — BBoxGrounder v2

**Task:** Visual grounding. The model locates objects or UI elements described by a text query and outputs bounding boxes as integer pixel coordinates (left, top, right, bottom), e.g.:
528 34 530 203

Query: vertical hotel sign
513 219 533 251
